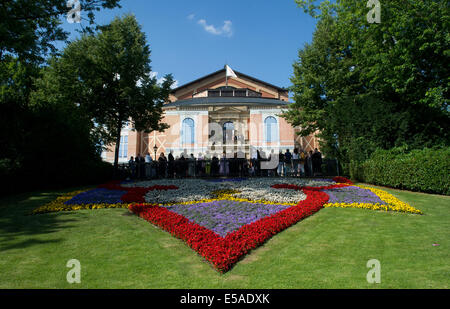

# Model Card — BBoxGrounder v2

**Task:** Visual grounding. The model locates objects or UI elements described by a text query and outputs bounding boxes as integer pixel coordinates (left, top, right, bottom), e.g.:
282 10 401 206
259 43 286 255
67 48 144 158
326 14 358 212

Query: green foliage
0 94 114 195
0 55 113 196
0 0 121 63
286 0 450 164
0 158 21 180
38 14 174 170
0 1 121 195
350 147 450 195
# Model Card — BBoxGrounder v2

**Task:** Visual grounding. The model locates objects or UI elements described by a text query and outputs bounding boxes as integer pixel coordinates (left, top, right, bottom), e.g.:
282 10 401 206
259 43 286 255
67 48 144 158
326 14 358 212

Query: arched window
182 118 195 144
119 135 128 158
264 116 278 142
223 121 234 144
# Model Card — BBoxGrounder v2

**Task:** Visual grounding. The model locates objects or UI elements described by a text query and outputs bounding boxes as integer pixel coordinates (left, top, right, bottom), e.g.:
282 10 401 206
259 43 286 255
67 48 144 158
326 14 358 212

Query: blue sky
62 0 317 91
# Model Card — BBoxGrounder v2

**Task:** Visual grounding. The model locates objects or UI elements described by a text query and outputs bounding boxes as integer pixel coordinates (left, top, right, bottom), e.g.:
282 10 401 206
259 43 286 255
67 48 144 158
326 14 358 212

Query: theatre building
102 66 320 162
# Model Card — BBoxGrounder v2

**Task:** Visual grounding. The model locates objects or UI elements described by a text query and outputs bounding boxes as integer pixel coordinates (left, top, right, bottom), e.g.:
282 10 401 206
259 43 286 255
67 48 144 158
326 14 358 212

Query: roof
164 97 290 108
171 67 288 93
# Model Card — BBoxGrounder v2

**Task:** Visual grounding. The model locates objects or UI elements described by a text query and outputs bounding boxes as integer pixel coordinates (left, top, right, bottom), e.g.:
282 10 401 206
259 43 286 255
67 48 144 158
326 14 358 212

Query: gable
171 68 289 101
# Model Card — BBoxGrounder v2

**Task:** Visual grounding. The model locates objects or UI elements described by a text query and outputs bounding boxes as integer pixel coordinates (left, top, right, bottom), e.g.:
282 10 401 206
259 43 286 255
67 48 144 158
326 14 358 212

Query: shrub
0 157 114 196
350 147 450 195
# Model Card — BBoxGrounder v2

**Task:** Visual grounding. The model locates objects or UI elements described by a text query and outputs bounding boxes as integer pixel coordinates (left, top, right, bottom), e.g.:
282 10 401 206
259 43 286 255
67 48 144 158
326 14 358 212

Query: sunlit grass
0 183 448 288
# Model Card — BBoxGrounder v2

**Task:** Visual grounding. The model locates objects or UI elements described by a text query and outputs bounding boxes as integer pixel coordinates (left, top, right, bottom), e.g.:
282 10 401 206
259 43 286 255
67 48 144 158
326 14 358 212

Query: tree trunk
113 124 122 177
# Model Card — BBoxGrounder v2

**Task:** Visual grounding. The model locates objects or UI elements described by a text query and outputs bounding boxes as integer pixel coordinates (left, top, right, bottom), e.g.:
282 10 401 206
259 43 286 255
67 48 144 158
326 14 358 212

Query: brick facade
102 67 319 162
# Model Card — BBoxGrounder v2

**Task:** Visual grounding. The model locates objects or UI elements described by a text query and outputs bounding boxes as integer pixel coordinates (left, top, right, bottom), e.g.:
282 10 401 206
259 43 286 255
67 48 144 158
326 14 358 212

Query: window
119 135 128 158
182 118 195 144
264 116 278 142
223 121 234 144
208 90 221 97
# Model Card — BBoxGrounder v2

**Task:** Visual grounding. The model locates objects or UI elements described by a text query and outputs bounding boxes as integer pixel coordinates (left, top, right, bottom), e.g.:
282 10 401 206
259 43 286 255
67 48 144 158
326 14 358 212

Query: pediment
209 106 249 113
171 67 288 101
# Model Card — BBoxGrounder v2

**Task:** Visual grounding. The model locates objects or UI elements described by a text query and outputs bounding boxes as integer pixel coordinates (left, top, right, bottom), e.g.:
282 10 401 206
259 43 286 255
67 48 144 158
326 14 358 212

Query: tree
285 0 449 167
0 0 121 63
0 56 40 166
0 0 122 194
38 15 174 173
0 55 113 195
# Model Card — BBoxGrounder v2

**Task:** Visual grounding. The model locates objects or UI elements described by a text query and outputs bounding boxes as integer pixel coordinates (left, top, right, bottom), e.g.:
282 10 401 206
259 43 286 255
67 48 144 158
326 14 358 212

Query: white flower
121 178 335 205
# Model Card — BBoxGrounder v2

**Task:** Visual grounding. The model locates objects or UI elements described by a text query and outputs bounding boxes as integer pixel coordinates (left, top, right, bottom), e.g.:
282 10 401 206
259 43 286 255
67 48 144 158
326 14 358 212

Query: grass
0 183 448 289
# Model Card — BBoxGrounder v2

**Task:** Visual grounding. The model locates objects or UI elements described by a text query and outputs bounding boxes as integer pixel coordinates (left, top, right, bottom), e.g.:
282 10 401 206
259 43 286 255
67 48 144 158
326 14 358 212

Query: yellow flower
324 185 422 214
31 189 129 215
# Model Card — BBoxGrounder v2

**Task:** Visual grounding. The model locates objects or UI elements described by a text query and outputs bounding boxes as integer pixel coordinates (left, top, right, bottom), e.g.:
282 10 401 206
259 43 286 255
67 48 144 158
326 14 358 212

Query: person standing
135 154 142 179
177 155 184 178
307 150 313 177
284 149 292 177
205 154 211 176
277 150 285 176
269 149 277 177
168 151 175 178
219 152 229 176
249 160 255 176
139 155 146 179
197 153 204 177
256 150 262 177
145 153 152 179
250 151 257 177
211 154 219 176
312 148 323 176
158 153 167 178
292 148 299 177
188 153 195 177
128 156 136 179
299 150 306 177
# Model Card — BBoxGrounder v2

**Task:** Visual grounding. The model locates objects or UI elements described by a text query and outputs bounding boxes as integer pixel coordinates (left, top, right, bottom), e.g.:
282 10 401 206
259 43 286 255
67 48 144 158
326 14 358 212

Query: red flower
271 183 349 191
332 176 353 185
129 188 330 272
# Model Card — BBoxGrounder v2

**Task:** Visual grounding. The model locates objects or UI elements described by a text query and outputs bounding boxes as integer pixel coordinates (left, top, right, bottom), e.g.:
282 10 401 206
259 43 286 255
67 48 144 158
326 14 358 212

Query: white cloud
197 19 233 38
149 71 159 81
187 14 195 20
148 72 179 89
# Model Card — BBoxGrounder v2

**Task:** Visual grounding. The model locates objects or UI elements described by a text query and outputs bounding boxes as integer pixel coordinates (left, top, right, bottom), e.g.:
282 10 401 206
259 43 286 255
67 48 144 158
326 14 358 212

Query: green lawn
0 184 448 289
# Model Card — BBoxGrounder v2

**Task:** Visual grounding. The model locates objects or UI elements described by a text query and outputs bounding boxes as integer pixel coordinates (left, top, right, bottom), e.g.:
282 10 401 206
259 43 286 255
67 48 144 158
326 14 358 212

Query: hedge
350 147 450 195
0 158 114 196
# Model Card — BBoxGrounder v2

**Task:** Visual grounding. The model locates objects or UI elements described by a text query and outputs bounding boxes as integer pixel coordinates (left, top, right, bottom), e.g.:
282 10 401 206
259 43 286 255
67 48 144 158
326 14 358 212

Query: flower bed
99 181 178 203
32 176 422 271
271 182 422 214
323 186 386 205
64 188 127 205
321 185 422 214
166 199 292 237
33 177 421 215
32 182 178 214
333 176 354 185
31 190 128 215
123 178 334 204
129 188 329 272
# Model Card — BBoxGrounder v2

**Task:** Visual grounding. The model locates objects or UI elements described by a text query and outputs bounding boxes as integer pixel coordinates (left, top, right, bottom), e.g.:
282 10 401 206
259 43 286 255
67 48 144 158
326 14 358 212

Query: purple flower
323 186 386 205
166 200 290 237
65 188 126 205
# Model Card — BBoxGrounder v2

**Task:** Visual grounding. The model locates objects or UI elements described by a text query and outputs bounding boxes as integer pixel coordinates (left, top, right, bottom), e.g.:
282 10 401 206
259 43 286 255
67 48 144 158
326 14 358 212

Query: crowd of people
126 148 323 180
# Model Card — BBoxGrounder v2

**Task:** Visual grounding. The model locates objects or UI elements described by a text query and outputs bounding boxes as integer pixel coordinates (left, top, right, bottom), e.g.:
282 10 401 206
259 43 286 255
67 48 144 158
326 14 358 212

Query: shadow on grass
0 190 79 252
1 238 63 251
